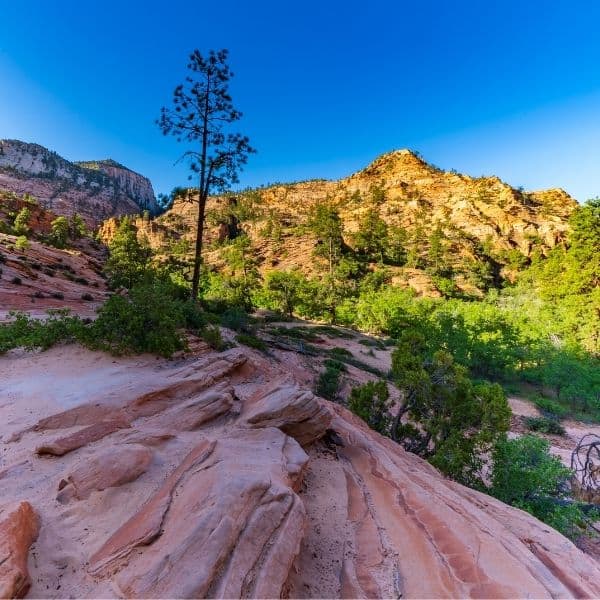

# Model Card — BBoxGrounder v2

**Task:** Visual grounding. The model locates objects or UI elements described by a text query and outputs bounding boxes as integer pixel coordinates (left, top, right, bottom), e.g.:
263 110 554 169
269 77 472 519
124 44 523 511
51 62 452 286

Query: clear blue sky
1 0 600 201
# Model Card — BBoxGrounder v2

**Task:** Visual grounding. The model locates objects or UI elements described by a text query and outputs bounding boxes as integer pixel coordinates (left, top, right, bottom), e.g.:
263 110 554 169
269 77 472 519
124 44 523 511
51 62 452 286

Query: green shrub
11 276 22 285
315 359 344 400
323 358 346 372
0 310 85 353
391 331 511 487
201 325 226 351
220 307 251 332
15 236 29 251
87 282 188 357
330 346 352 358
312 325 355 339
358 338 386 349
104 217 153 289
348 380 391 435
50 216 70 248
268 326 321 342
490 435 597 539
534 396 569 419
180 300 206 331
235 332 266 351
525 416 566 435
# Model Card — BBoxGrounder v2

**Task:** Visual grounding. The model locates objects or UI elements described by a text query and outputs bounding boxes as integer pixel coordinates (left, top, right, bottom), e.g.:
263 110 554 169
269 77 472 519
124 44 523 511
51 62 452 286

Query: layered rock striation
0 140 158 225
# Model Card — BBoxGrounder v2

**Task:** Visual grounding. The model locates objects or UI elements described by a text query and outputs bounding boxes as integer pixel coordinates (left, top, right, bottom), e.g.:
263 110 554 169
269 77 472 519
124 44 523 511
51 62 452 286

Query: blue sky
1 0 600 201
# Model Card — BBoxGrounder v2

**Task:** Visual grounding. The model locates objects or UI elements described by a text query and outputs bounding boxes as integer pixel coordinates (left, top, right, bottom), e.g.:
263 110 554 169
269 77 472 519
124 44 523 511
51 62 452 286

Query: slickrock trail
1 343 600 598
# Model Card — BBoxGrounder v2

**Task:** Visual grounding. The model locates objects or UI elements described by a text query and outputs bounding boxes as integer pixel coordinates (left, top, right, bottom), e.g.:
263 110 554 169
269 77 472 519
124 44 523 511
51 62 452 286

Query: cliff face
0 140 159 226
146 149 577 296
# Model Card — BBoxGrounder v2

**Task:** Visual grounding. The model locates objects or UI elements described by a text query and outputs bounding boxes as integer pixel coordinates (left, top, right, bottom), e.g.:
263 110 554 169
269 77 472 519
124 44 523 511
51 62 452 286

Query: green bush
534 396 569 419
104 217 153 289
323 358 346 372
348 380 391 435
88 282 188 357
15 236 29 251
13 207 31 235
220 307 251 332
0 310 85 353
315 359 344 400
201 325 226 351
50 216 70 248
235 332 266 351
268 326 321 342
391 331 511 487
524 416 566 435
490 435 597 539
330 346 352 358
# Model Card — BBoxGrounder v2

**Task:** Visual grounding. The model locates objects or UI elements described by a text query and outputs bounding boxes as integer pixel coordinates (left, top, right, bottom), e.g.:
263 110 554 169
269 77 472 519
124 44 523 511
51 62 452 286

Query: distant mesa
0 139 158 226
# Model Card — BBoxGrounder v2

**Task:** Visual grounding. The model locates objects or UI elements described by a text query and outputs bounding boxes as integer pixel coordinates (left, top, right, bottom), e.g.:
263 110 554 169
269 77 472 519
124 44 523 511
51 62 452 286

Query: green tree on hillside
427 225 450 275
13 207 31 235
353 207 388 263
262 270 308 317
50 216 70 248
104 217 152 289
348 380 391 435
69 213 87 239
217 234 260 310
157 48 255 300
385 225 408 265
524 198 600 352
307 203 344 275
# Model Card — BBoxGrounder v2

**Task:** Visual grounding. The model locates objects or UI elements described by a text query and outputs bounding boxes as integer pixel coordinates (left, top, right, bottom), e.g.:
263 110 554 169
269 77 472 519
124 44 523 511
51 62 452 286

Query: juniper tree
157 49 254 300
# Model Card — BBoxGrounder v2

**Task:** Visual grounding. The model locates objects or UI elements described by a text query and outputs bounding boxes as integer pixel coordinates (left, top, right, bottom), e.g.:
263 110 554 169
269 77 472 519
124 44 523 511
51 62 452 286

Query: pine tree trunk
190 75 211 301
191 192 207 299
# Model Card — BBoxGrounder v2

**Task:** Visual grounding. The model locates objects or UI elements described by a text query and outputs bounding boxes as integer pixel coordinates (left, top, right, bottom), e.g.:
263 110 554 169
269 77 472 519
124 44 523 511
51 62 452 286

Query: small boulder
0 502 40 599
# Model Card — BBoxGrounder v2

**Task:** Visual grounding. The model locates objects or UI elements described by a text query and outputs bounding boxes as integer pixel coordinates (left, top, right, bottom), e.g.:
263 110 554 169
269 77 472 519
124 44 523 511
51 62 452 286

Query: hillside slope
113 149 577 296
0 140 158 226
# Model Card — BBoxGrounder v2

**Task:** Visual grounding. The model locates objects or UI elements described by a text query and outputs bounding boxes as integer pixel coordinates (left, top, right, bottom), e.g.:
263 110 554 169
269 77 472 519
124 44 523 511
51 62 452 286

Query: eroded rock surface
91 429 307 598
1 344 600 599
56 444 153 503
285 405 600 599
244 382 332 446
0 502 40 599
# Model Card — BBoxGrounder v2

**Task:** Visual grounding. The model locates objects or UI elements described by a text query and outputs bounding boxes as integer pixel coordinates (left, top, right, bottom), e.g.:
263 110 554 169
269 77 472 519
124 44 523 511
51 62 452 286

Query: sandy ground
508 396 600 468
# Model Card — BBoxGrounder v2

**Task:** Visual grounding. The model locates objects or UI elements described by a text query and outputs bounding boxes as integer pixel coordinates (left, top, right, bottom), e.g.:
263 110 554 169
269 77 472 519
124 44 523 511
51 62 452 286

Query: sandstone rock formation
56 444 153 503
2 342 600 598
0 502 40 599
0 140 158 225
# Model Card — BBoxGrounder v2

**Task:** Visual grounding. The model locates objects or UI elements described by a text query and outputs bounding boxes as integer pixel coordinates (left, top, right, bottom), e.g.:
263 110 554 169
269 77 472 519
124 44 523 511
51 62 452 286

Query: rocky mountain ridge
0 140 159 226
113 149 578 297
